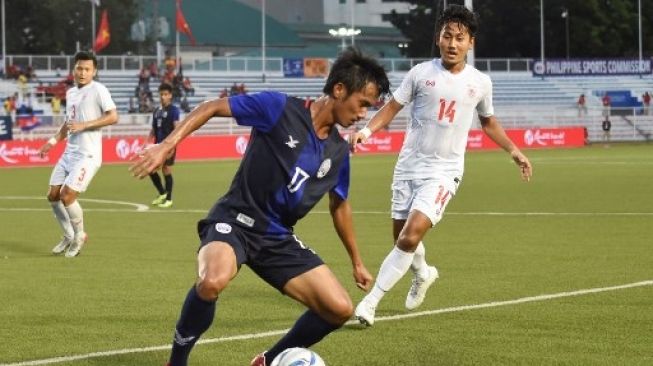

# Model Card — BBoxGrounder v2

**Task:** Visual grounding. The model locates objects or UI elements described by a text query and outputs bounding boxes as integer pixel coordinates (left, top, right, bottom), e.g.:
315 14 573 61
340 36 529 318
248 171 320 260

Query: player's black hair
74 51 98 68
158 83 173 93
436 4 479 38
323 47 390 98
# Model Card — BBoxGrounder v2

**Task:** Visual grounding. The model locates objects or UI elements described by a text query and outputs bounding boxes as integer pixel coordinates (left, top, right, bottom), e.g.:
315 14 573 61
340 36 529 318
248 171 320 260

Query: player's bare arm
38 121 69 157
350 98 403 151
130 98 232 178
328 192 373 291
480 115 533 181
67 109 118 133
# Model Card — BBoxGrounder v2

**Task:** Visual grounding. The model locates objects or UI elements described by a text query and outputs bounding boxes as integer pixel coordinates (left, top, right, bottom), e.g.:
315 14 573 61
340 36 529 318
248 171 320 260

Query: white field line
2 206 653 216
2 279 652 366
2 196 653 216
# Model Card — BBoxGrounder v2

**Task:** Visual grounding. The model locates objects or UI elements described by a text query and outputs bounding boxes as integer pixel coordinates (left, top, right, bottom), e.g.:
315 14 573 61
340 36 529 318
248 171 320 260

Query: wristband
48 137 57 146
359 127 372 139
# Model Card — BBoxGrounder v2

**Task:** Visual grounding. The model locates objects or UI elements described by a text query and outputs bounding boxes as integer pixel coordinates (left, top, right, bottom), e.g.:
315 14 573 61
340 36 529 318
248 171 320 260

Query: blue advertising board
283 58 304 77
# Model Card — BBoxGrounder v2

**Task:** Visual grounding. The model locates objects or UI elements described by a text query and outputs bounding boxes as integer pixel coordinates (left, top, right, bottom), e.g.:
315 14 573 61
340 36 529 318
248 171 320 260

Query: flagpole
91 1 96 51
261 0 266 83
1 0 6 78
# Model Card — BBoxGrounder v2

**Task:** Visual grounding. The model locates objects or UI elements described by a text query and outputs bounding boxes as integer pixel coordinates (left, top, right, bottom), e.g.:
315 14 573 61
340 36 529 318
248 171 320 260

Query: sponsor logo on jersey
236 213 255 227
214 222 232 234
425 80 436 87
317 158 331 178
285 135 299 148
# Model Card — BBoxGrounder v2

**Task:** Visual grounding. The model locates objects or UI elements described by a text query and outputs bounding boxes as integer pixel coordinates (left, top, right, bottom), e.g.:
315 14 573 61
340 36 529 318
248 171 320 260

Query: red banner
0 127 585 168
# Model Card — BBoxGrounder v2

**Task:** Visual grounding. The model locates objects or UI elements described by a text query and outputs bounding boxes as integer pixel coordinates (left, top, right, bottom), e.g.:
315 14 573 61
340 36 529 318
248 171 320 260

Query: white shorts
391 176 460 226
49 154 100 193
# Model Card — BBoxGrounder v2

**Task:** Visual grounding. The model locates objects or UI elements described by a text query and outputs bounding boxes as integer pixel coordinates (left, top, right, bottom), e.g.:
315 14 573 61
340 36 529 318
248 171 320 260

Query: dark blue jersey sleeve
331 153 350 200
228 91 287 133
171 105 180 122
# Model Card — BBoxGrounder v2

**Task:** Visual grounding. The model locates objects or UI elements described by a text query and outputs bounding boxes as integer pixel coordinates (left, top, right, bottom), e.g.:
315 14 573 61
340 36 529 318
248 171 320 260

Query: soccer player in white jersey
38 51 118 257
351 5 532 326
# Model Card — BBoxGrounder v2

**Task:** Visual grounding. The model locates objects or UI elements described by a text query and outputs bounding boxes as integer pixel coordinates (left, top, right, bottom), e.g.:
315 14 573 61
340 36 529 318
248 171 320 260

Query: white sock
50 201 74 240
410 241 430 279
64 200 85 238
366 246 414 306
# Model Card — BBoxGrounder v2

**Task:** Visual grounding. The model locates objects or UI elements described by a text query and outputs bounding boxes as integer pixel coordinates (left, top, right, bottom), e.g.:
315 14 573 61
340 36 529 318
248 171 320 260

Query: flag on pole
94 9 110 53
176 0 196 45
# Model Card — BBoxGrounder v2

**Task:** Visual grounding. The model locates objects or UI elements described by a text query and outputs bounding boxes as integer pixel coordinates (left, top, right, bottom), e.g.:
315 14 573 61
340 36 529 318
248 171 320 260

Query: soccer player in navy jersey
130 49 390 366
149 83 180 208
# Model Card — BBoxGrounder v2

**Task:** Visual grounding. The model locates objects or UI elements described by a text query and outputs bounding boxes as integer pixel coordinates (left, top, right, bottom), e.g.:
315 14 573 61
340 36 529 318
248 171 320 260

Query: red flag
94 10 110 52
176 0 196 45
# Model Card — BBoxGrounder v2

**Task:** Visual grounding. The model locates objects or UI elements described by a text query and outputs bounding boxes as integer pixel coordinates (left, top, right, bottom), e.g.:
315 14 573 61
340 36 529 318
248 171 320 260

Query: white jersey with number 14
392 59 494 180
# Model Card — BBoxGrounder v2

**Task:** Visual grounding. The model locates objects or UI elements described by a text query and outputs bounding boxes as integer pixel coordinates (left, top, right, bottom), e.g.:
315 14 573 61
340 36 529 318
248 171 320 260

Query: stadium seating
9 70 653 143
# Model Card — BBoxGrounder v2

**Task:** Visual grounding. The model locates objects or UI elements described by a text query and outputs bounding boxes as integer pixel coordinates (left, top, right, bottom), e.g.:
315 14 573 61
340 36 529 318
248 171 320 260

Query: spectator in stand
164 53 176 72
148 61 159 80
17 73 28 97
602 93 611 119
239 83 248 95
642 91 651 116
577 94 587 117
25 65 36 80
139 68 151 86
182 77 195 96
229 82 239 96
219 88 229 98
601 116 611 146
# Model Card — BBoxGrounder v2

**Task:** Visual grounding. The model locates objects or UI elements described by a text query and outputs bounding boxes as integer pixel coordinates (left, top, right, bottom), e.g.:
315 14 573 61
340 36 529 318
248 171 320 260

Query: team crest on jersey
214 223 232 234
317 158 331 178
163 111 168 118
467 86 477 98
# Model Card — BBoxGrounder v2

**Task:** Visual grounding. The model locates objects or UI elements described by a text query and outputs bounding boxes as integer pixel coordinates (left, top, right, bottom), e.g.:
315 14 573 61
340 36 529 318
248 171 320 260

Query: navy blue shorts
197 218 324 292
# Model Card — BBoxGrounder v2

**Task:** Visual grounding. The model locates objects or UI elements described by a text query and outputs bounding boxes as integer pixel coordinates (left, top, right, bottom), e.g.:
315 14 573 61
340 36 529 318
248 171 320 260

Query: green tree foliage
3 0 140 54
390 0 652 58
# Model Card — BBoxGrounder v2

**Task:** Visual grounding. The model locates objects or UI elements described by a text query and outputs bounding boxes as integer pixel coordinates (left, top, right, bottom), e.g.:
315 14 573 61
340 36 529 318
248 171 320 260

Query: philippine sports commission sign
532 58 652 76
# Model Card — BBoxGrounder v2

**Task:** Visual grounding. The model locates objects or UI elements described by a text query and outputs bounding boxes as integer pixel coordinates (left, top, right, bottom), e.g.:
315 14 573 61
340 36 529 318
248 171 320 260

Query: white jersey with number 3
64 81 116 164
393 59 494 180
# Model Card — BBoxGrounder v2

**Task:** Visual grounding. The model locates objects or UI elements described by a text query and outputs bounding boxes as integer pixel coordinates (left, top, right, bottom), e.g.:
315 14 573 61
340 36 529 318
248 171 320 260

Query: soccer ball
270 347 326 366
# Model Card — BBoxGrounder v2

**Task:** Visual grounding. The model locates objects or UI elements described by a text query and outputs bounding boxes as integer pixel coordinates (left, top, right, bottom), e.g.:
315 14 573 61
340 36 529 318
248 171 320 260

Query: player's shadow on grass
1 240 55 257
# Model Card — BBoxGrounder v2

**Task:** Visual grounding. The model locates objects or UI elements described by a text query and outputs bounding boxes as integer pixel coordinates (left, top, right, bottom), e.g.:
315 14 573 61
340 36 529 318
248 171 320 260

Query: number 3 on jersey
438 98 456 123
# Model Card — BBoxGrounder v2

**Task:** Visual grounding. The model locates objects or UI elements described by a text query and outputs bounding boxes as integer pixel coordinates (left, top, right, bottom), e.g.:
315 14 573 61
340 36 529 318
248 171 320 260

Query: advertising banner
303 58 329 78
532 58 652 76
0 127 585 168
0 116 12 141
282 58 304 77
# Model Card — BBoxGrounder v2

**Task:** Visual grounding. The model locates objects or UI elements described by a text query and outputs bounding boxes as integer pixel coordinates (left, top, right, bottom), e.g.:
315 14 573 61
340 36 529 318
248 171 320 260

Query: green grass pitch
1 144 652 366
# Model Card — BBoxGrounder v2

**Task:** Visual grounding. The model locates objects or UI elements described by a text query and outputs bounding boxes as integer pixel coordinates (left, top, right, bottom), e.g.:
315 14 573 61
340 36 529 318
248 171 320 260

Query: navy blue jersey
152 104 180 143
203 91 350 235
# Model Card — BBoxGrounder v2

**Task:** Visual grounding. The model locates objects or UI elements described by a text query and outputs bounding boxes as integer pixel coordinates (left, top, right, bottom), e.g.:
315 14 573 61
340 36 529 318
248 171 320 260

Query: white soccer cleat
405 266 439 310
52 237 73 255
65 232 88 258
354 298 377 327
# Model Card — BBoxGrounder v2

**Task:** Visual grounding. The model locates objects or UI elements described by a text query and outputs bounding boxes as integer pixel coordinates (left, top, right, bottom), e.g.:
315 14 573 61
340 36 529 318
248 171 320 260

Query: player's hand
353 262 373 291
129 143 170 179
348 130 369 153
37 142 52 158
510 149 532 182
66 120 86 134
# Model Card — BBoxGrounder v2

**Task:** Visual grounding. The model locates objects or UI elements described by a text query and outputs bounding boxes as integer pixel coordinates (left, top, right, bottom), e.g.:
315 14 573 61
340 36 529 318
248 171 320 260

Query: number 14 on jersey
438 98 456 123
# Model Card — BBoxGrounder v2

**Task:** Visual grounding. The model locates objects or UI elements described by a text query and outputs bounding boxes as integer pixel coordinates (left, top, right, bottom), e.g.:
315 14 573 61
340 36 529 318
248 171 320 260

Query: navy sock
169 286 216 366
265 310 340 365
164 174 173 200
149 173 165 195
